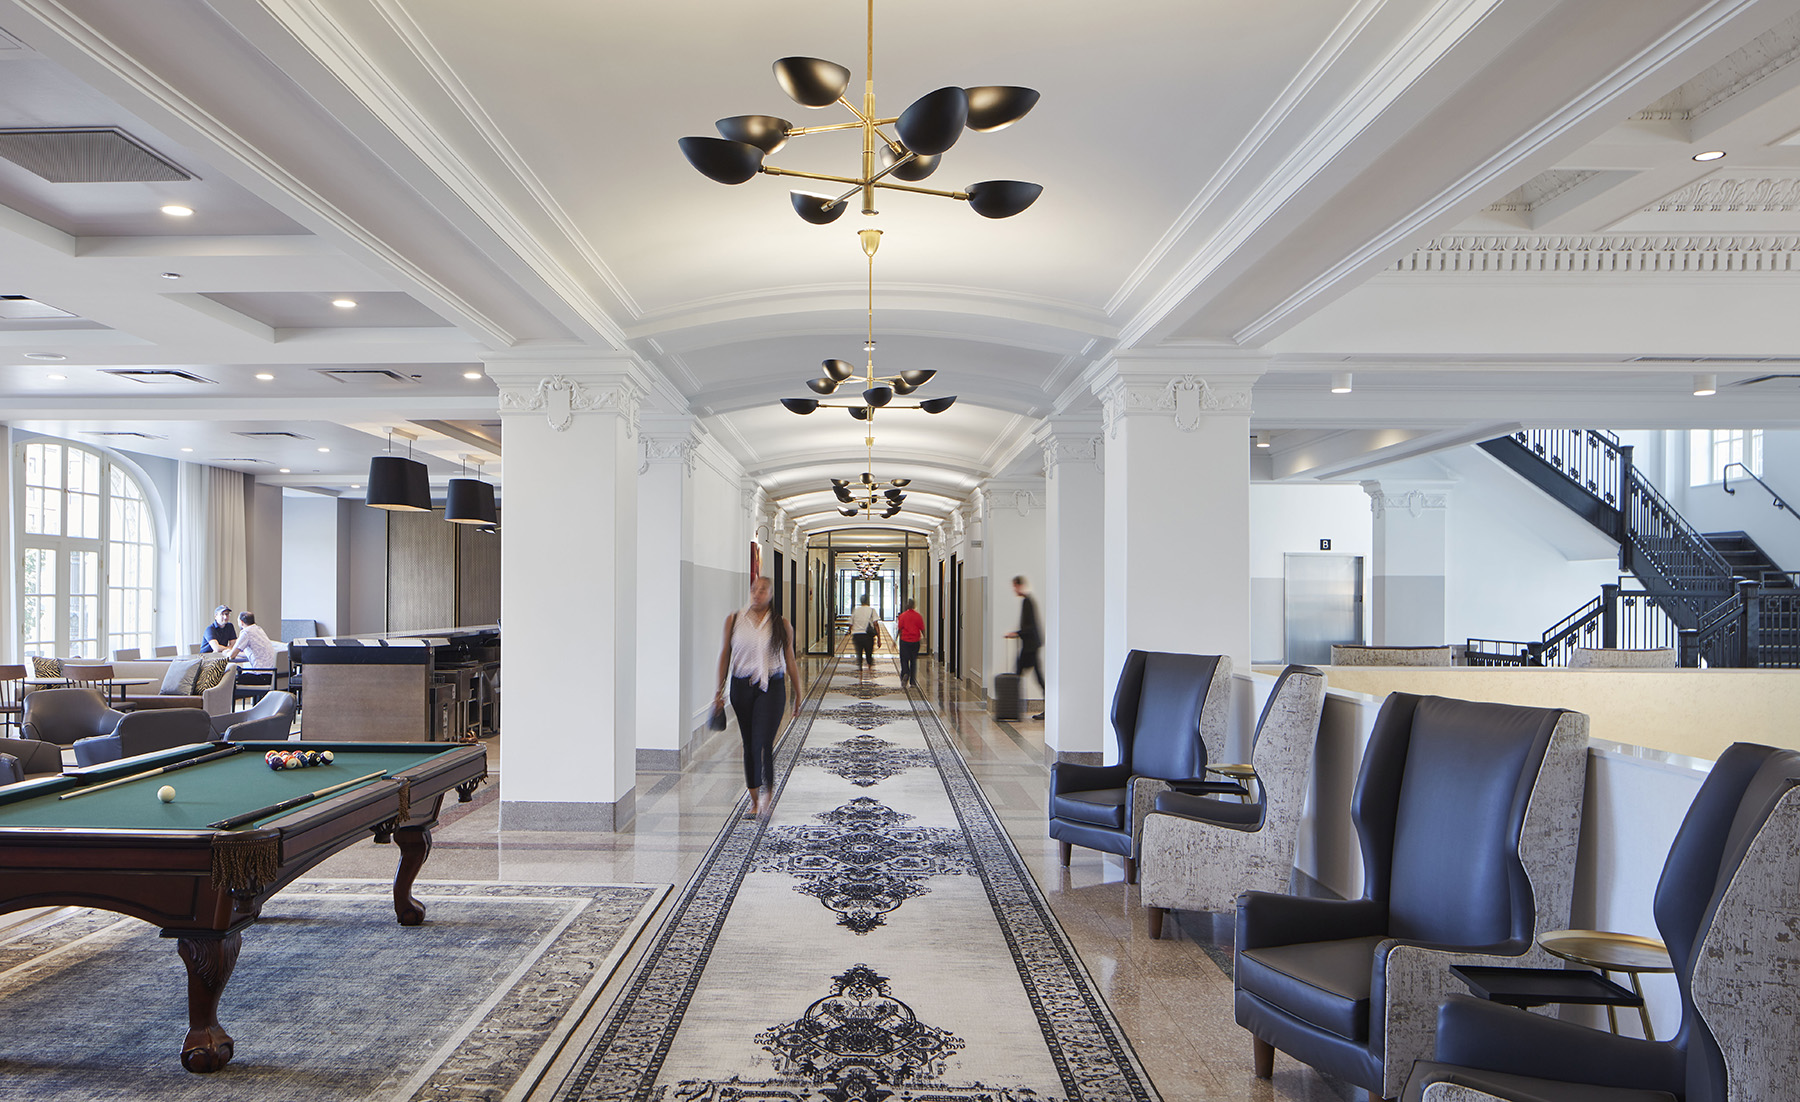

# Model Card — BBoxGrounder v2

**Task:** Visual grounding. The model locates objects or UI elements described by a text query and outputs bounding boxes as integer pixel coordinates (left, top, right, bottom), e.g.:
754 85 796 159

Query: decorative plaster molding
1632 11 1800 122
1362 482 1448 520
1041 433 1103 476
498 374 642 434
1647 176 1800 213
638 434 697 475
1392 235 1800 274
1000 490 1046 516
1098 374 1253 438
1484 169 1600 213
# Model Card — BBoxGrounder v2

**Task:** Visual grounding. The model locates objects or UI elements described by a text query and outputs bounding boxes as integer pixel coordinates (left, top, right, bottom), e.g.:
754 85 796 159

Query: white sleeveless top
730 607 783 690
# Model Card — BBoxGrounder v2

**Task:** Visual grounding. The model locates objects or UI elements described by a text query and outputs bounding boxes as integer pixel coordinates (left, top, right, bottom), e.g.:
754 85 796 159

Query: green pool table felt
0 744 460 831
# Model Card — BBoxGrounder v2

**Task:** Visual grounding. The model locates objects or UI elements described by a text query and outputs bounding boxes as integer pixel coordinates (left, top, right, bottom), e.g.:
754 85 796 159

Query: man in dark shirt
1005 576 1045 720
202 605 237 653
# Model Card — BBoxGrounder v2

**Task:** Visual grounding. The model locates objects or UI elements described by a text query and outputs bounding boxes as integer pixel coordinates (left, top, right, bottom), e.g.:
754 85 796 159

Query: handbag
709 700 729 731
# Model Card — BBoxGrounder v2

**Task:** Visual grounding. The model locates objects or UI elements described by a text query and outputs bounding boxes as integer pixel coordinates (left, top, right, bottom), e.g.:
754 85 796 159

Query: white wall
281 495 343 635
1667 428 1800 576
984 488 1046 698
686 451 749 737
1249 483 1373 663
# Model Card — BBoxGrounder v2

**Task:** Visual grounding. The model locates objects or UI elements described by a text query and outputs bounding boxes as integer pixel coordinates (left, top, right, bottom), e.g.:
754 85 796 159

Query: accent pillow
161 657 203 696
31 657 62 679
193 659 232 695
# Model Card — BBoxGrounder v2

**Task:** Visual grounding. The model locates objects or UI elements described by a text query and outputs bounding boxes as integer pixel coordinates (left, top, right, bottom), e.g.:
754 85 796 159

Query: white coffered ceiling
4 0 1800 537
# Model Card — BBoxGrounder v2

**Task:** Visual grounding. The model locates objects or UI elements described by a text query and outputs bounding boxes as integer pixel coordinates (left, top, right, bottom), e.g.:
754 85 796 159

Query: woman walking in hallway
714 576 802 818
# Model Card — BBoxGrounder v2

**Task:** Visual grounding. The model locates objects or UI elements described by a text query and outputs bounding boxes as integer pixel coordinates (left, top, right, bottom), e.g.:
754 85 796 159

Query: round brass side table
1537 929 1672 1040
1206 763 1258 804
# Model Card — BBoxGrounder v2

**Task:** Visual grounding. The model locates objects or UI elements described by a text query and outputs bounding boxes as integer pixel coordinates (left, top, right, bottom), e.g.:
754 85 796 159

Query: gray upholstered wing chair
216 690 298 742
1048 650 1232 884
1234 692 1589 1102
21 688 124 747
0 736 66 780
1404 742 1800 1102
71 707 215 766
1139 664 1328 938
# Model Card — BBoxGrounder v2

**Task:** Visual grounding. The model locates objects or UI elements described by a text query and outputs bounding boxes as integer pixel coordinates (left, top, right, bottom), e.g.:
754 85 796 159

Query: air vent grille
0 295 76 320
102 369 215 384
0 127 191 183
1732 375 1800 388
208 458 267 464
82 431 163 440
314 368 417 388
232 431 312 440
1632 356 1800 364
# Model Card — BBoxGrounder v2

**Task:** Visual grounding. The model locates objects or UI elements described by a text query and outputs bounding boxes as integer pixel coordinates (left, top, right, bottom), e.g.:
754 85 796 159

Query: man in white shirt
848 597 880 670
225 611 278 685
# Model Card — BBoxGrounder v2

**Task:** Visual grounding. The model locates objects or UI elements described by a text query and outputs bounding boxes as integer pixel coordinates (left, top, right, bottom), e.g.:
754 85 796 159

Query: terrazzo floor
310 645 1354 1102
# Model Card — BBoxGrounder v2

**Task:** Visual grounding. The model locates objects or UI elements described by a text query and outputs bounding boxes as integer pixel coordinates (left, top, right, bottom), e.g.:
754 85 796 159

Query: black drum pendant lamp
366 427 430 512
677 0 1041 223
445 457 498 526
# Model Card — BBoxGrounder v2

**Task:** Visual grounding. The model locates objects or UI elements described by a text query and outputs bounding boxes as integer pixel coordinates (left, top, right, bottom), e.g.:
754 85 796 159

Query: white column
1360 480 1452 645
490 356 645 830
1038 419 1106 762
1094 356 1262 706
982 478 1047 703
636 417 702 768
960 490 989 692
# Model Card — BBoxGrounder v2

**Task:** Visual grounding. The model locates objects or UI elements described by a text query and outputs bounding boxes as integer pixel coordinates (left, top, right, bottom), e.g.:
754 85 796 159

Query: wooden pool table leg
392 822 433 926
176 932 240 1072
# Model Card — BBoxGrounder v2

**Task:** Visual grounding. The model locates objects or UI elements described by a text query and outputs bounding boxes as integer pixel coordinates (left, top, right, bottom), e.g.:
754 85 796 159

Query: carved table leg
392 822 434 925
176 932 241 1072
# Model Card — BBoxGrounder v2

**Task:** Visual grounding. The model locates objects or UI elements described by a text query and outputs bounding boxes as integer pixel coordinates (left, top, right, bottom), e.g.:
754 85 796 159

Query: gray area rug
0 879 666 1102
551 658 1157 1102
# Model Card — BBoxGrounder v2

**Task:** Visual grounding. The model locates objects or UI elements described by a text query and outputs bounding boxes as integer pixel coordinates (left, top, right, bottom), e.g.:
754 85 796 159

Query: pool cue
209 770 389 830
58 743 245 801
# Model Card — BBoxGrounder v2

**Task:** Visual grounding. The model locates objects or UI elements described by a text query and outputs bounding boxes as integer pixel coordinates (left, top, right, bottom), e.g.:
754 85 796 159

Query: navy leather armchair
1405 742 1800 1102
72 707 215 767
22 688 124 747
1048 650 1232 884
1234 692 1589 1101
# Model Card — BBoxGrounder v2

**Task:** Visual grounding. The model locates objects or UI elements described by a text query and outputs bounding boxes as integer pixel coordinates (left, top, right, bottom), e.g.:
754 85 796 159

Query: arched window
14 440 158 659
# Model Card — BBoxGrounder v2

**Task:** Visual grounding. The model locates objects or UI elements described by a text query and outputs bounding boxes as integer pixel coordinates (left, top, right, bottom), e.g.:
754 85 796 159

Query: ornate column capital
637 415 704 475
984 478 1047 517
1036 417 1104 477
488 353 648 436
1360 480 1453 520
1089 354 1263 439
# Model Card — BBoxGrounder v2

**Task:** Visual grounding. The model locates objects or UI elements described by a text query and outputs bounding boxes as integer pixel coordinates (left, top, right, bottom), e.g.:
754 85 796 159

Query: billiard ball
320 751 334 764
157 785 176 803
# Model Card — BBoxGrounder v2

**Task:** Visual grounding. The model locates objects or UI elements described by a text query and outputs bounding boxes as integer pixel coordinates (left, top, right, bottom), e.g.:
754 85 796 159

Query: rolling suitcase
992 672 1024 722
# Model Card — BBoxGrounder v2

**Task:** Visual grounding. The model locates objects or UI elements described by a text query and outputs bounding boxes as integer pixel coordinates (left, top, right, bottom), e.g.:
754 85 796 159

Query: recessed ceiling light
463 371 482 380
160 204 194 217
1693 373 1718 396
24 352 65 361
160 272 181 280
317 446 331 453
180 447 193 452
350 484 361 490
1692 150 1726 162
279 468 291 474
47 373 66 381
255 372 275 381
331 297 357 309
1331 372 1353 394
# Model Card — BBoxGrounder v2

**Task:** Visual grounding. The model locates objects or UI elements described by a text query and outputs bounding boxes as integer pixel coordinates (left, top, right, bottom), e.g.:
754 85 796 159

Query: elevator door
1284 553 1364 665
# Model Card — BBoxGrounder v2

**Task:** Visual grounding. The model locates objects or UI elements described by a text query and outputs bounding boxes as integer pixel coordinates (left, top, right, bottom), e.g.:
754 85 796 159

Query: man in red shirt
895 599 925 687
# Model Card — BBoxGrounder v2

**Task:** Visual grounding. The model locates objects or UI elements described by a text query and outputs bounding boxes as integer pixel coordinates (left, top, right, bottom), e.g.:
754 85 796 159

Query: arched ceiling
6 0 1800 527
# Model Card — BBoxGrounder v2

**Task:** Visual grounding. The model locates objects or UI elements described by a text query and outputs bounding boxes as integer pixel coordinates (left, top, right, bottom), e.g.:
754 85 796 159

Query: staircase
1474 429 1798 667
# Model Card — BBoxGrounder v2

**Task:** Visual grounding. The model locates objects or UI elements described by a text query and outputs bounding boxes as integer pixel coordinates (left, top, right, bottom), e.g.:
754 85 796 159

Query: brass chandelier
779 229 955 420
677 0 1041 224
832 470 909 519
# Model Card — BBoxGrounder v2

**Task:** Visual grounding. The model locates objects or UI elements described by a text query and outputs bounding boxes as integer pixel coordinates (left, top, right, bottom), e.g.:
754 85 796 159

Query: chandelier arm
826 151 915 208
760 166 865 186
870 180 971 200
785 120 872 137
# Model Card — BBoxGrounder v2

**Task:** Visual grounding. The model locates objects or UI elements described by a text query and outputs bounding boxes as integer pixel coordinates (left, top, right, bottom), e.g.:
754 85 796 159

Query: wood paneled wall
386 509 502 631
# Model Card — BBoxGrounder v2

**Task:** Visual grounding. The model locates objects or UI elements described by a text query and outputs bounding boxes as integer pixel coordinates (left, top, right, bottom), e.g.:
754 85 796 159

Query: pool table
0 740 487 1072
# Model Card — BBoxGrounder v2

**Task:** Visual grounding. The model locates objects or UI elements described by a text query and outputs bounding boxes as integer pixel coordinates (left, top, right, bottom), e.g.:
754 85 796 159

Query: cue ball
157 785 176 803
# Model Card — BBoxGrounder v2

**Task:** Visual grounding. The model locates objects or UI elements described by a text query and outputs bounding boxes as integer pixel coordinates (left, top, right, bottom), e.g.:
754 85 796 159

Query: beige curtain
178 463 249 642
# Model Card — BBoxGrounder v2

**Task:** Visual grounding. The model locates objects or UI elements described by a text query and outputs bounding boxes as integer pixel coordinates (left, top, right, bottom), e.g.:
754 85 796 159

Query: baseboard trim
500 788 635 832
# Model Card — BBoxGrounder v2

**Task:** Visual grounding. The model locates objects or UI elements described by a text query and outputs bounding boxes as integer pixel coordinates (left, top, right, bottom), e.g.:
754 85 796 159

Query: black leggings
730 674 786 789
853 631 874 666
1016 644 1044 691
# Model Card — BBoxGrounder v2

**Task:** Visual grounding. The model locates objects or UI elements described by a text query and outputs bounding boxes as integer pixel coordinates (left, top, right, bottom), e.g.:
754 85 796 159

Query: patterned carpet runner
556 657 1158 1102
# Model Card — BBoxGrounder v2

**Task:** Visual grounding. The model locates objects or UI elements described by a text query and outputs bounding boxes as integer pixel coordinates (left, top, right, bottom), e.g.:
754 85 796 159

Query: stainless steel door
1285 554 1364 665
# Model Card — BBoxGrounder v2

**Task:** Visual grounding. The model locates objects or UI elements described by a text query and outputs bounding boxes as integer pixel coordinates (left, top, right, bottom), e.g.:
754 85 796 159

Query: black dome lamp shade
964 86 1040 131
773 57 852 107
781 397 820 414
444 477 497 525
919 395 957 414
367 455 430 512
823 358 857 381
807 377 839 395
895 87 969 156
677 137 764 184
966 180 1042 219
716 114 792 153
791 192 848 224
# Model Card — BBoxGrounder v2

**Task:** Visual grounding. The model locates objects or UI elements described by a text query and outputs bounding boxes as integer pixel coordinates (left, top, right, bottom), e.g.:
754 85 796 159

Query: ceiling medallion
677 0 1041 223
